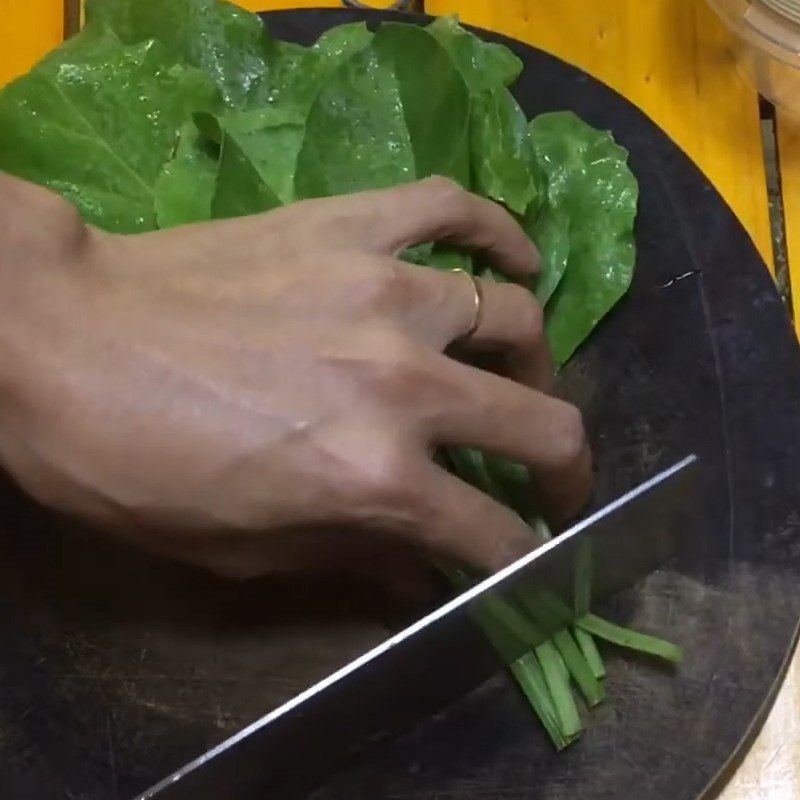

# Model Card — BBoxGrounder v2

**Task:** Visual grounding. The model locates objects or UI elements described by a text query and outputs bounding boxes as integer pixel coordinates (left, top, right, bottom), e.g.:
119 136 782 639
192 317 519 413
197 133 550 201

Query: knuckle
3 177 92 263
362 444 410 497
358 260 418 314
506 284 544 342
377 328 418 373
422 175 470 212
349 442 424 528
552 403 589 468
295 195 370 245
43 195 91 257
422 174 460 196
46 195 85 236
362 330 429 397
485 525 532 570
325 327 438 405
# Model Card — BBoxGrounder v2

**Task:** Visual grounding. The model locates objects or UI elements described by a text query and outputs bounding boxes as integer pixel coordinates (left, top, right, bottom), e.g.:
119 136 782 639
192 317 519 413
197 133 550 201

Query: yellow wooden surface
427 0 775 273
0 0 62 86
777 113 800 337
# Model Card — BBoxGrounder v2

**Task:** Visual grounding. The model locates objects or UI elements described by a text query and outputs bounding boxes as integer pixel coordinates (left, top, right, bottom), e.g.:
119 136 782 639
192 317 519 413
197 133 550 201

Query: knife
139 454 697 800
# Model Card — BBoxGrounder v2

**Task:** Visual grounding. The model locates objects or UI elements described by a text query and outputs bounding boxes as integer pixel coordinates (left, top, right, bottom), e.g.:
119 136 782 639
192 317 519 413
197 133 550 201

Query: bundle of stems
443 447 681 749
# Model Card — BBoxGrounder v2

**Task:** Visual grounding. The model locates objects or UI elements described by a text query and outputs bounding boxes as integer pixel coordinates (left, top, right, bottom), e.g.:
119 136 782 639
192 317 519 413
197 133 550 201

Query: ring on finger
452 268 484 341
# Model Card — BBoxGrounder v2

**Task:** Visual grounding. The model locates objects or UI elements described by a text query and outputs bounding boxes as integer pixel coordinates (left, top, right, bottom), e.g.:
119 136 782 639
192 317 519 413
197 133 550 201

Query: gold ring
452 268 484 340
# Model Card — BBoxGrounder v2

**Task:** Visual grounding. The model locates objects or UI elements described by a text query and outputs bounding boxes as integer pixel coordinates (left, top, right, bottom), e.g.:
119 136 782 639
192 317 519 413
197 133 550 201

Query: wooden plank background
0 0 63 86
778 115 800 339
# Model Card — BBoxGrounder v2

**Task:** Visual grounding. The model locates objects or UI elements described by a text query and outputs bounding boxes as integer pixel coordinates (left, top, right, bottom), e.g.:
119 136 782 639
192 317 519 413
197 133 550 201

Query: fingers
330 177 539 280
149 462 551 581
406 266 554 391
405 463 545 572
341 265 584 521
428 359 593 525
463 277 554 391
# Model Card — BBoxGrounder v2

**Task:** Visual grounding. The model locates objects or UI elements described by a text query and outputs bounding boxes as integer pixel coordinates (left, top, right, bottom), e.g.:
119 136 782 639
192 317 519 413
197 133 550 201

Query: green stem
516 586 574 632
577 614 683 665
574 627 606 680
479 593 544 647
466 589 579 749
552 628 605 707
509 653 574 750
447 447 511 505
535 640 583 738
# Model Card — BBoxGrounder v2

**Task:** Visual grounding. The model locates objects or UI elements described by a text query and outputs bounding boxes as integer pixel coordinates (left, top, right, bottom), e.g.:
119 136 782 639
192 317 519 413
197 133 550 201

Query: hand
0 174 591 584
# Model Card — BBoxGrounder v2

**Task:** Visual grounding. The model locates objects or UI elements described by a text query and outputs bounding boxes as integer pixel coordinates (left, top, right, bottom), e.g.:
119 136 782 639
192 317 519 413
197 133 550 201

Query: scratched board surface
1 9 800 800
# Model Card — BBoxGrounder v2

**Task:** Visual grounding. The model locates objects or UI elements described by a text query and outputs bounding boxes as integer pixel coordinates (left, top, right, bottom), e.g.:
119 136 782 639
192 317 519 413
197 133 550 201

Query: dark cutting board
1 9 800 800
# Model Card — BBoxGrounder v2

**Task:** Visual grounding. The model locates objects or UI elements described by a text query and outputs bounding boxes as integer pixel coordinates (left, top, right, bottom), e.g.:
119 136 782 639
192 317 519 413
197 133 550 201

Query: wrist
0 173 95 274
0 174 107 513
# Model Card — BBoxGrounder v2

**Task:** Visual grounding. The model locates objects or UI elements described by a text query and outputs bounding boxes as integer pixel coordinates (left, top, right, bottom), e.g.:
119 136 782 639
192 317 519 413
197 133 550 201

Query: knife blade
139 454 697 800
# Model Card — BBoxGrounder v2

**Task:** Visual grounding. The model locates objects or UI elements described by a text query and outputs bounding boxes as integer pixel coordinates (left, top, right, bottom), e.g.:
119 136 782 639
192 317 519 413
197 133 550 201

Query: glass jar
708 0 800 115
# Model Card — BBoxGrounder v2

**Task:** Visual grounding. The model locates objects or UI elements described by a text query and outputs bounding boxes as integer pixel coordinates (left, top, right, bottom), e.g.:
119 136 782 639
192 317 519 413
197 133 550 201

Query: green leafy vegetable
212 131 281 220
510 654 574 750
472 592 577 750
530 111 638 365
270 23 374 116
205 22 378 216
427 15 522 93
295 24 470 200
0 27 219 232
574 627 606 680
528 203 570 305
294 41 415 199
155 120 218 228
536 638 583 738
427 17 534 214
214 107 305 205
551 628 604 707
313 21 374 62
577 614 684 665
377 25 471 185
86 0 276 108
470 88 537 214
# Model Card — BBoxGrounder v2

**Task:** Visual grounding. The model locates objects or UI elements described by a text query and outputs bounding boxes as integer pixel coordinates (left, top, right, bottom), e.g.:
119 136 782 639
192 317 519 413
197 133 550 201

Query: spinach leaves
0 27 219 232
529 112 638 364
0 0 638 359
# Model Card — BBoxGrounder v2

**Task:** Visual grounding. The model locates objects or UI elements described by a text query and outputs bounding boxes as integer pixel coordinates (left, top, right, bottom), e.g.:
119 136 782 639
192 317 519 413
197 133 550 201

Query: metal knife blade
139 454 697 800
